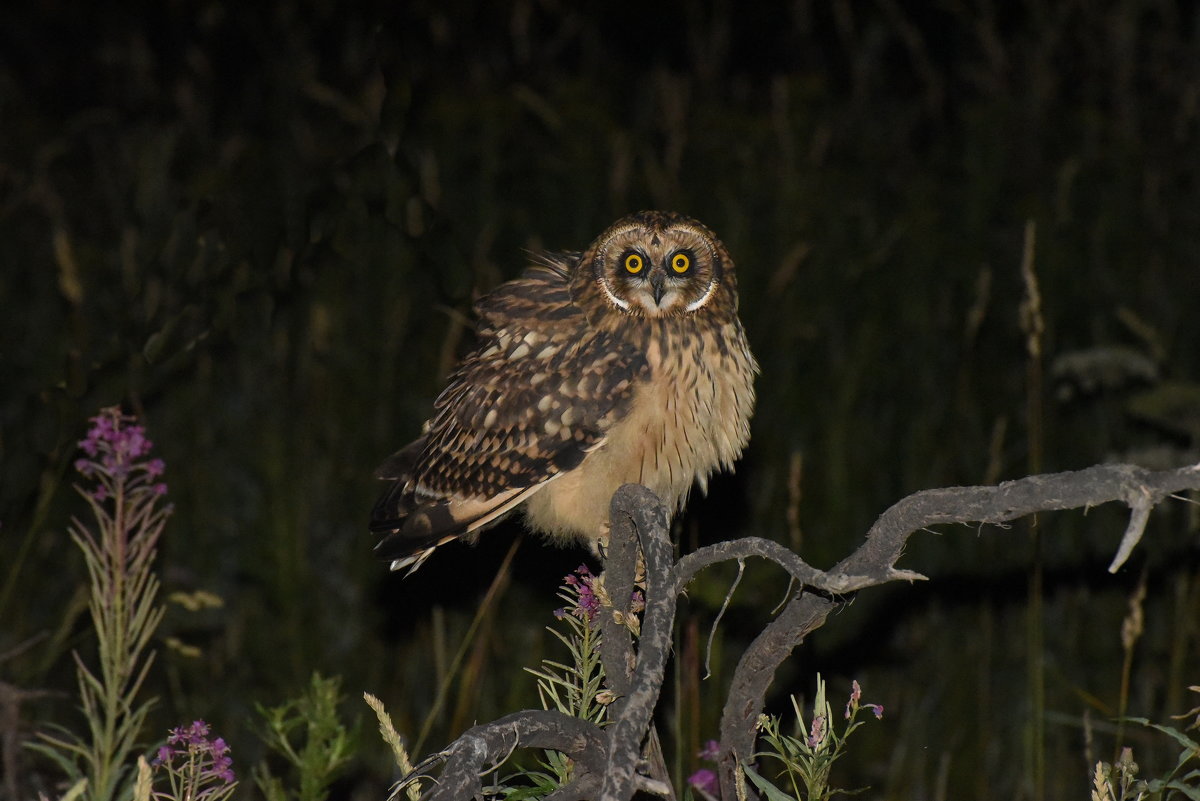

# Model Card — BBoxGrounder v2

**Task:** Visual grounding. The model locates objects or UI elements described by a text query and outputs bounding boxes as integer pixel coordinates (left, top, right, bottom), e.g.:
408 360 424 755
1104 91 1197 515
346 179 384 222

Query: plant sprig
30 407 172 801
747 676 883 801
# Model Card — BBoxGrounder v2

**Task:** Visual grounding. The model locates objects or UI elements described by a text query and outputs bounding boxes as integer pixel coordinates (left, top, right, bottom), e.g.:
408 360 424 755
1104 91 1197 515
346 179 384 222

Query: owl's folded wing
370 286 648 573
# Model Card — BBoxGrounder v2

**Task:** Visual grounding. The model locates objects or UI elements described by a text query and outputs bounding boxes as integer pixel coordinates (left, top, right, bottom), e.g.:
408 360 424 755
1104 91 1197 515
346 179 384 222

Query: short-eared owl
371 211 757 572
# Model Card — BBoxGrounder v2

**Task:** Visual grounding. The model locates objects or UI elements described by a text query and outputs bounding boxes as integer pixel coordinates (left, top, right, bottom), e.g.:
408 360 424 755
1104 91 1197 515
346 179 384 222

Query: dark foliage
2 1 1198 798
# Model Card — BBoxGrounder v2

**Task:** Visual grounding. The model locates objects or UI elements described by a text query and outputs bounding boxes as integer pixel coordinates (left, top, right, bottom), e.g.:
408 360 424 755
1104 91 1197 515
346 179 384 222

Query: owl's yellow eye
624 253 644 274
671 252 691 274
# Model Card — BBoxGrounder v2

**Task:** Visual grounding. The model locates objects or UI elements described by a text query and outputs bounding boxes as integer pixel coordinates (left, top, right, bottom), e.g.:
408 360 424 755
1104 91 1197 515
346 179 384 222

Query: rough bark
401 462 1200 801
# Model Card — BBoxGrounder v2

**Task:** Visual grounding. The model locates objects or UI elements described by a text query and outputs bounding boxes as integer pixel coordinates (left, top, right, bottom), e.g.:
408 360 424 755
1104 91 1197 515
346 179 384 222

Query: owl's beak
650 272 666 305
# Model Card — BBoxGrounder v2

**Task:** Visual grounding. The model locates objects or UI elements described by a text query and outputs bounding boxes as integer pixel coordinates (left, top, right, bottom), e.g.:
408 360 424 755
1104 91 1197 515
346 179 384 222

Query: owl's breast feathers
370 259 650 572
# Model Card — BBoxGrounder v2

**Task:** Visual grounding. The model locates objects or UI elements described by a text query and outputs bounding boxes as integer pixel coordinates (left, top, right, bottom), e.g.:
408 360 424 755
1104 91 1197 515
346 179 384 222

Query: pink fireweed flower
807 713 826 748
845 679 862 719
628 589 645 614
556 564 600 622
844 679 883 720
74 407 170 501
69 407 180 800
154 719 237 788
698 739 721 761
688 768 719 797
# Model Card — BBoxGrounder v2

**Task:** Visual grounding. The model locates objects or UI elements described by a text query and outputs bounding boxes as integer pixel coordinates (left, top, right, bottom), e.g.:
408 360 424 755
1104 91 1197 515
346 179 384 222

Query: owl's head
575 211 736 319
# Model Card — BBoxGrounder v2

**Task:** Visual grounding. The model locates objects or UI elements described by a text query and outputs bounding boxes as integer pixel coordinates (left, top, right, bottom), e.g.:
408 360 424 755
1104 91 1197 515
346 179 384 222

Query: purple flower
123 426 149 459
807 714 826 748
156 719 237 789
79 434 100 457
845 679 862 719
168 719 211 747
843 679 883 720
560 564 600 622
698 739 721 761
74 407 169 503
564 564 590 585
154 744 174 765
688 768 719 796
628 589 645 614
576 582 600 620
205 737 236 783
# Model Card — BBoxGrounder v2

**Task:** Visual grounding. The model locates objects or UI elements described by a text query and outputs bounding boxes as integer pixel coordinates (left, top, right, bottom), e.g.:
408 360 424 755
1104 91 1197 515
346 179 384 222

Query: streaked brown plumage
371 211 757 572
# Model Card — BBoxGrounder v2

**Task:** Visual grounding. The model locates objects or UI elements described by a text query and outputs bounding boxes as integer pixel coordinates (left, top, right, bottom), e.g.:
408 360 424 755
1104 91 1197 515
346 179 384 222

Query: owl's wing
371 260 648 573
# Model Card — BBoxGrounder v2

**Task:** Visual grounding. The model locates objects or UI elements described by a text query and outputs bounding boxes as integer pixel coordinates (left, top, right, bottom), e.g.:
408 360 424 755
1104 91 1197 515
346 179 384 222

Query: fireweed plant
686 739 722 799
744 676 884 801
32 408 172 800
1091 686 1200 801
37 410 1194 801
29 407 238 801
530 565 609 724
511 565 611 795
139 720 237 801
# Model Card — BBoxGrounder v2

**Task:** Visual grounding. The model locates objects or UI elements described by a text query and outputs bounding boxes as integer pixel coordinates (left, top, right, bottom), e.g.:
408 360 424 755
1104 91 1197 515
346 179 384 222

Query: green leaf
1123 717 1200 755
60 778 89 801
26 738 88 779
1161 780 1200 801
743 763 800 801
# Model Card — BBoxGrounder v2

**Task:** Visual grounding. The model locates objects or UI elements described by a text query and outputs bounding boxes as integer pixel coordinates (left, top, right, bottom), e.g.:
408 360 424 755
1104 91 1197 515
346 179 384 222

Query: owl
371 211 758 573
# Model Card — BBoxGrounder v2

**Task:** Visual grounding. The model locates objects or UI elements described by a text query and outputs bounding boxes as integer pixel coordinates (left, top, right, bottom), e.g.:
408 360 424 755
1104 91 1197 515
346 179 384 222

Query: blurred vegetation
2 0 1198 798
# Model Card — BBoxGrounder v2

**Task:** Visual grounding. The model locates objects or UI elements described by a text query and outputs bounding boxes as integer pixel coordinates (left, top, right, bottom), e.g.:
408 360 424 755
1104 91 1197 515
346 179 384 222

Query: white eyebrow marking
685 279 717 311
600 278 631 310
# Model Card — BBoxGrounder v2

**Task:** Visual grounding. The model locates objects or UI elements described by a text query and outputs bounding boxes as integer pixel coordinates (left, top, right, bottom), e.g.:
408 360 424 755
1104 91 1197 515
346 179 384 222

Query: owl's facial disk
598 225 719 317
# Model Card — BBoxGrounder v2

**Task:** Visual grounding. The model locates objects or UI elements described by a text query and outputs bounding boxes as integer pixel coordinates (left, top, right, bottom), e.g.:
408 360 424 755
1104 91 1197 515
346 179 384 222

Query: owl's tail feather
370 453 464 567
372 493 530 574
372 468 536 575
370 488 472 574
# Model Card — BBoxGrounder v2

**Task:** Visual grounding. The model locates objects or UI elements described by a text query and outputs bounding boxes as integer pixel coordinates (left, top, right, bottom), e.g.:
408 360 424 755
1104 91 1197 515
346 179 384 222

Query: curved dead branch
406 461 1200 801
410 710 606 801
716 462 1200 798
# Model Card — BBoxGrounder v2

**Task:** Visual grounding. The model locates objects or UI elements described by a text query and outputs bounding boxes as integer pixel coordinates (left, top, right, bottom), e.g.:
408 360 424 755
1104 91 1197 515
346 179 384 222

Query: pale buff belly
521 327 755 547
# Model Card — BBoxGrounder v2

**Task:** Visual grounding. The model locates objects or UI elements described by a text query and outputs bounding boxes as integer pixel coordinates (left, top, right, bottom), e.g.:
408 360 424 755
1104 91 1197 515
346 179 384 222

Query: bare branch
599 485 676 801
839 462 1200 581
718 461 1200 798
673 537 832 595
412 461 1200 801
1109 489 1154 573
413 711 605 801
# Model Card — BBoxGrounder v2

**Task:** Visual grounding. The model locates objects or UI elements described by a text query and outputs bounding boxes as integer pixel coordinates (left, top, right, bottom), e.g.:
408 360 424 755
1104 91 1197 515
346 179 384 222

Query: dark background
3 1 1199 798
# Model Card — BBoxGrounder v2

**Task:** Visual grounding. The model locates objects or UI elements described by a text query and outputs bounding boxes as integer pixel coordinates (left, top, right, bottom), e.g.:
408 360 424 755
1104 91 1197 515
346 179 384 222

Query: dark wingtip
372 529 418 561
372 501 466 561
374 438 425 480
369 480 408 532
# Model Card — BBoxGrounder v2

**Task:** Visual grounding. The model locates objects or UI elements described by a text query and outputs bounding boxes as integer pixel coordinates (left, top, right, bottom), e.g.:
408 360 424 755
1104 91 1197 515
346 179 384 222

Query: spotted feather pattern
371 259 649 570
371 211 757 573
